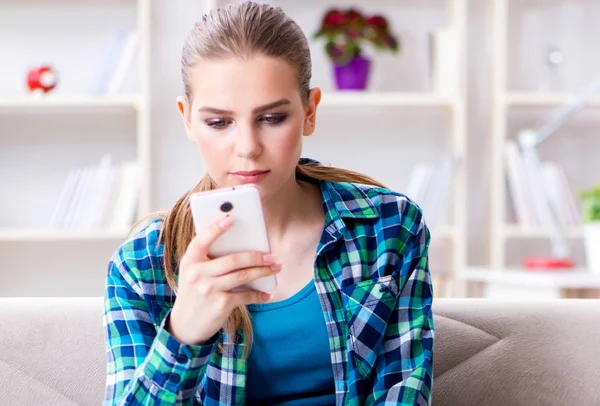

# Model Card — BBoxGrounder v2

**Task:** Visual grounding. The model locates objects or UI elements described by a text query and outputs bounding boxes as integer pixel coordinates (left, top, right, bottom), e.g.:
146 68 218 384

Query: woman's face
177 55 321 198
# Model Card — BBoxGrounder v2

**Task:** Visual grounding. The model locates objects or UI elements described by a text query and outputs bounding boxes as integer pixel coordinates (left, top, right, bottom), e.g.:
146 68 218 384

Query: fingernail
261 292 271 302
263 254 274 264
271 264 282 273
218 216 232 229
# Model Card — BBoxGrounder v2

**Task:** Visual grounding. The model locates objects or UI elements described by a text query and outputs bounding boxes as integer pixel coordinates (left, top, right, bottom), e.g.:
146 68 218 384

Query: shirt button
174 354 188 363
168 373 181 384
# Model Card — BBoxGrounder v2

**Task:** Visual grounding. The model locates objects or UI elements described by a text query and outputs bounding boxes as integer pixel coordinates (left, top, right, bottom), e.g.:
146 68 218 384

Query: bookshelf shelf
502 225 584 239
0 94 140 112
463 267 600 289
503 92 600 107
0 228 130 242
319 92 454 107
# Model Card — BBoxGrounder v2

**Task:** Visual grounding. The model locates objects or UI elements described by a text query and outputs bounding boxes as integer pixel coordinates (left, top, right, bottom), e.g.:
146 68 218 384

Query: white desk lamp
517 72 600 269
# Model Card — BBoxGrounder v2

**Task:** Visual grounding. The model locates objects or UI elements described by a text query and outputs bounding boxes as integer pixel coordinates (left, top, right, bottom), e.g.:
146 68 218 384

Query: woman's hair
137 1 386 357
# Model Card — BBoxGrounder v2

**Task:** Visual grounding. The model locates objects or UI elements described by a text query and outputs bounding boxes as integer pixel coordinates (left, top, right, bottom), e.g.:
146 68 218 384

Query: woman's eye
206 119 231 129
259 114 287 125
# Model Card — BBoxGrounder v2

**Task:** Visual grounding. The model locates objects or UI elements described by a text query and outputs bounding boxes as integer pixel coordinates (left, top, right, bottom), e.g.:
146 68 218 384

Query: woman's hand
166 215 280 345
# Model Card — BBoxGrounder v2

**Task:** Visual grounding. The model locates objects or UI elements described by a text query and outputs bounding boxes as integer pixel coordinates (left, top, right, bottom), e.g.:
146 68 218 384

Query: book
543 162 581 226
421 153 457 228
556 164 581 225
89 31 128 94
520 146 553 227
80 155 114 229
505 140 581 229
48 159 140 231
542 162 571 228
107 161 140 231
505 140 536 226
68 165 96 229
106 30 140 94
48 169 80 229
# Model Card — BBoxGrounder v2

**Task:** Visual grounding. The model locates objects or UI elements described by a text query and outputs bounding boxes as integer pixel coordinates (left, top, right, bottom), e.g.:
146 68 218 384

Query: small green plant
581 185 600 223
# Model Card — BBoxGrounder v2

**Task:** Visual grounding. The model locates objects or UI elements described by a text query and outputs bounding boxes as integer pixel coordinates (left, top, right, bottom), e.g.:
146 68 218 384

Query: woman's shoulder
106 217 175 322
109 216 166 274
324 180 427 235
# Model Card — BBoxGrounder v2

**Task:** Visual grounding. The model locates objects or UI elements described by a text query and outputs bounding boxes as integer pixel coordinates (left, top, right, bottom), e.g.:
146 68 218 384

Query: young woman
103 1 434 405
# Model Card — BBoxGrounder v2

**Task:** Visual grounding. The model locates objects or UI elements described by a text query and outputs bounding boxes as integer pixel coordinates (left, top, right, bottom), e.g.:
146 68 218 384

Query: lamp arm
533 72 600 146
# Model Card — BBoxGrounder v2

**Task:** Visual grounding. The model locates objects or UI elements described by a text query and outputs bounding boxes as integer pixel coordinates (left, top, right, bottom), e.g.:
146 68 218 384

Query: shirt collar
320 180 380 220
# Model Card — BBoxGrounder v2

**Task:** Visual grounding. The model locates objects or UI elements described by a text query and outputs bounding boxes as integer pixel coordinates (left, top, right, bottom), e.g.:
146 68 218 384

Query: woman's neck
261 175 322 243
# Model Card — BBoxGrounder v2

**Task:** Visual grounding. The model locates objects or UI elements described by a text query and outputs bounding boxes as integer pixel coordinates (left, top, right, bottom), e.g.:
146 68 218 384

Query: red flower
313 7 400 63
345 8 364 23
366 15 388 30
346 26 362 39
381 34 399 51
323 9 345 27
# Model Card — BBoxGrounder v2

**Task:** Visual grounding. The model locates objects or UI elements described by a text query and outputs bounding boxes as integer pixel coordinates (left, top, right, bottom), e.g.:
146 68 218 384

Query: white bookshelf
0 0 151 296
0 229 130 242
204 0 469 297
479 0 600 293
504 92 600 107
0 95 141 116
502 225 584 239
464 267 600 290
319 92 454 107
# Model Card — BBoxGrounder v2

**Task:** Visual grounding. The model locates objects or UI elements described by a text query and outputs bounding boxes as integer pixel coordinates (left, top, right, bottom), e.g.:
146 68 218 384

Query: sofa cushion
0 297 598 405
432 299 600 406
0 297 105 405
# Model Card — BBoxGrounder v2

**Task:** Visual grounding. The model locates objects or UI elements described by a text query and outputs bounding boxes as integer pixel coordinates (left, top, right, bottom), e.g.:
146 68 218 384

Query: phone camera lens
220 202 233 213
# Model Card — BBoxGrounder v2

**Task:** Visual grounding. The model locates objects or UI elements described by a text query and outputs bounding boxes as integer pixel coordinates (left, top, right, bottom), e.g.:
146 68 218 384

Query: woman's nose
234 123 263 159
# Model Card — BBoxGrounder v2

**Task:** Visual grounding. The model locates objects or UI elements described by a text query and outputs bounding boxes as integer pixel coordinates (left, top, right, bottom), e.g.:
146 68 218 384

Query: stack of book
89 29 140 95
505 139 581 228
48 155 140 231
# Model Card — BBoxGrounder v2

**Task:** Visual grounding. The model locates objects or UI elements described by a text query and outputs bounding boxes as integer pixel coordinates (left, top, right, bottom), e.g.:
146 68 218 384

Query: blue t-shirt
246 280 336 405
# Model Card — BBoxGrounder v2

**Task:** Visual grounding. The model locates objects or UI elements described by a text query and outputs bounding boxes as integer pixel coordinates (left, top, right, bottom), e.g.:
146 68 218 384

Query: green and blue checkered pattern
103 180 434 405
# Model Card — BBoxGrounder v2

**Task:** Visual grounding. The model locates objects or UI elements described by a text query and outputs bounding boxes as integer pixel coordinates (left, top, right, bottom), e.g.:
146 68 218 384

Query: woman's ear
176 96 193 141
303 87 321 137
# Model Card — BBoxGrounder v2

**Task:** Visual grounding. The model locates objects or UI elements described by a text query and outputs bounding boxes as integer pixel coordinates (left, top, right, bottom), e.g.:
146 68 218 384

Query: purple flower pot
333 55 371 90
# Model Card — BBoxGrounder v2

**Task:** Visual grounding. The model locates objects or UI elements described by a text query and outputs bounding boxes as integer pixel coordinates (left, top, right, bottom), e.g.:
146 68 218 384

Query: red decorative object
522 257 576 270
313 8 400 66
26 65 59 94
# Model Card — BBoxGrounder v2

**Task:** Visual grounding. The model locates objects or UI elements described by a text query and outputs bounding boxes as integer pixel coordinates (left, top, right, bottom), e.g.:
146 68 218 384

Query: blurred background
1 0 599 300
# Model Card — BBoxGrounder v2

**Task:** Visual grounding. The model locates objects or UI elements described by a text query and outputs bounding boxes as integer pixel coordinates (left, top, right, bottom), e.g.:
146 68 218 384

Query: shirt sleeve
367 208 435 405
103 248 221 405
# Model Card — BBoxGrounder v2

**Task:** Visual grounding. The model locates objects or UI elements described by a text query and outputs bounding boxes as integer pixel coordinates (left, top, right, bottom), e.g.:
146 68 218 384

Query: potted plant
581 185 600 274
313 8 400 91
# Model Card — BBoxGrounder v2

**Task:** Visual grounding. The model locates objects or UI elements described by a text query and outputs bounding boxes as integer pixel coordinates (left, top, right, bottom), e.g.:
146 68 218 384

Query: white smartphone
189 184 277 293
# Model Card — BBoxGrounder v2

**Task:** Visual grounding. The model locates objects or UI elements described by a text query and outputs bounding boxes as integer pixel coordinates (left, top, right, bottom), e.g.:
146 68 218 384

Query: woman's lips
229 170 270 184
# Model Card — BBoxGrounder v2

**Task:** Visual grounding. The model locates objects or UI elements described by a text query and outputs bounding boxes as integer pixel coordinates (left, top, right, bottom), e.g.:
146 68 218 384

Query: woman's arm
103 247 219 406
367 211 435 405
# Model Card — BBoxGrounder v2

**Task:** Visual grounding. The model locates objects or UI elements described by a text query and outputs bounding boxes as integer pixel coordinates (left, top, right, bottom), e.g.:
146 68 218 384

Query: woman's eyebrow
252 98 291 114
198 98 291 115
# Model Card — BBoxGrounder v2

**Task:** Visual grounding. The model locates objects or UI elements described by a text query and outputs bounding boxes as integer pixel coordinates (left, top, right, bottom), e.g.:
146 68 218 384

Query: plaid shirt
103 180 434 405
